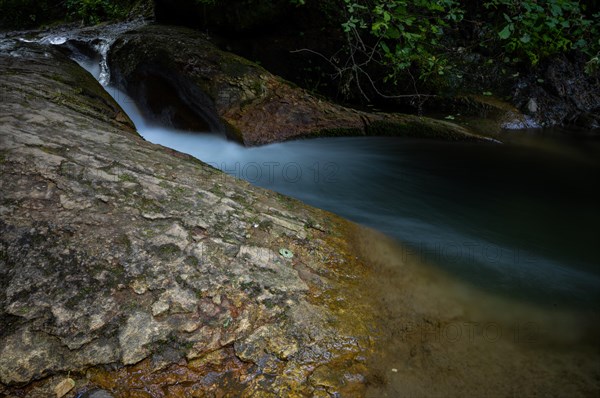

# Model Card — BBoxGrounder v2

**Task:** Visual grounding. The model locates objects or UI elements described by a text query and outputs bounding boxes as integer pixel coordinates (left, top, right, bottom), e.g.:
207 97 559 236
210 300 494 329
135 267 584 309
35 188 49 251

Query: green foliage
65 0 129 25
326 0 465 96
368 0 463 81
484 0 599 65
182 0 599 79
336 0 599 81
300 0 599 97
0 0 137 28
0 0 64 28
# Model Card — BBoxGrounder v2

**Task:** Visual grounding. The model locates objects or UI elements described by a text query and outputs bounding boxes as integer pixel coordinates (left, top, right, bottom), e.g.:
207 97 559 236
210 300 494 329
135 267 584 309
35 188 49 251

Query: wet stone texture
0 40 378 396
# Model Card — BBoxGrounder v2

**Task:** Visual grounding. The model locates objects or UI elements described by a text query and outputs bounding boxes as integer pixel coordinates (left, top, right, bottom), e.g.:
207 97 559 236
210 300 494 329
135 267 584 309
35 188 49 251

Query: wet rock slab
0 40 378 396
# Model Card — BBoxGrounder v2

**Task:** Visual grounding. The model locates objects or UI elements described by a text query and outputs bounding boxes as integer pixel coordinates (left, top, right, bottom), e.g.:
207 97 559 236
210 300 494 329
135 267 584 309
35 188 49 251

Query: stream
5 16 598 311
80 69 600 311
94 75 599 395
15 26 599 395
51 26 598 306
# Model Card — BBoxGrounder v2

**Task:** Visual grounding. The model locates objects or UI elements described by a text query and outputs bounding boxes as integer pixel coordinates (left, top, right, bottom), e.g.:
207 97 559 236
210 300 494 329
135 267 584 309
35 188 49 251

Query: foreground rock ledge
108 24 493 146
0 41 378 396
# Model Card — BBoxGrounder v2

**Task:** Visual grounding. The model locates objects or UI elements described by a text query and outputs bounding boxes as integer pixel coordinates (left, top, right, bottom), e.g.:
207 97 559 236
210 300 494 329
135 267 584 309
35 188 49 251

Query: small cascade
40 36 67 45
92 39 112 86
25 19 146 86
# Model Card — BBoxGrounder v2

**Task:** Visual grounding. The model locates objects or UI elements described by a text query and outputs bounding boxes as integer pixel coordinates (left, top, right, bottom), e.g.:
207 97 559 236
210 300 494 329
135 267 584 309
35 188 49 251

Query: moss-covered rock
421 94 537 137
108 24 494 145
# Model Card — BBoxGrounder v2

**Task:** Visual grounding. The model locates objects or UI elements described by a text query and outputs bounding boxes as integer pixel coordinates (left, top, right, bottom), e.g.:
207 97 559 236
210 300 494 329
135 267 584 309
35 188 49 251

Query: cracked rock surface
0 40 377 396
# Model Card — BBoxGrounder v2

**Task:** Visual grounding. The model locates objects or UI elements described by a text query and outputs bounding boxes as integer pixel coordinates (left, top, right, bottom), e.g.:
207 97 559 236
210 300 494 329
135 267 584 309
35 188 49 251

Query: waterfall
92 39 112 86
30 19 147 86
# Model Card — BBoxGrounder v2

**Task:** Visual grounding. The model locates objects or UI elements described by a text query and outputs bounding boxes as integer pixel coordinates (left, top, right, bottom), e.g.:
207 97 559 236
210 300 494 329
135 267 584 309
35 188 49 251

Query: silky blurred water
91 80 600 310
61 42 600 310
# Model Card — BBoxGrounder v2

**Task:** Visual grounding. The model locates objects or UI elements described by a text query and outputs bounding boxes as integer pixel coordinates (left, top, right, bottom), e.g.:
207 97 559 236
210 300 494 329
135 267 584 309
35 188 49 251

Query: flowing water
97 83 600 309
67 39 600 395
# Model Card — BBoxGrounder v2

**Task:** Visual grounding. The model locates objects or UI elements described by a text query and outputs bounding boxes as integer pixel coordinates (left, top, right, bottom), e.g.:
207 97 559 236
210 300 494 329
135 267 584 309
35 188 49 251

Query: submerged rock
424 94 540 136
0 38 379 396
108 24 493 145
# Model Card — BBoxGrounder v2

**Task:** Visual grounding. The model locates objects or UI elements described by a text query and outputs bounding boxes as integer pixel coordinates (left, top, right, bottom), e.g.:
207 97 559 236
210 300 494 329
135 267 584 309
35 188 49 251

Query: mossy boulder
421 94 538 137
108 24 494 145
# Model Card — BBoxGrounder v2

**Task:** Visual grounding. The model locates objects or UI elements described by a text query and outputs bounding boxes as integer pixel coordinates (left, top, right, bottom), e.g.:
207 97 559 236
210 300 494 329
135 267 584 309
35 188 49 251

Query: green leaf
385 27 401 39
380 41 390 54
498 24 512 40
372 21 387 32
550 4 562 17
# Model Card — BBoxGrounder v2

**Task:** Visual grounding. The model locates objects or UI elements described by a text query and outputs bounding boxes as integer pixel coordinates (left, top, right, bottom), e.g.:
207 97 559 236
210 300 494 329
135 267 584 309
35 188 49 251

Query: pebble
54 378 75 398
83 389 114 398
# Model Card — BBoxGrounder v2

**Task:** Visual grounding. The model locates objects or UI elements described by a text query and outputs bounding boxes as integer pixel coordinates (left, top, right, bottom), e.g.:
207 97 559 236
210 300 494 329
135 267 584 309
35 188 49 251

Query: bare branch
291 25 434 101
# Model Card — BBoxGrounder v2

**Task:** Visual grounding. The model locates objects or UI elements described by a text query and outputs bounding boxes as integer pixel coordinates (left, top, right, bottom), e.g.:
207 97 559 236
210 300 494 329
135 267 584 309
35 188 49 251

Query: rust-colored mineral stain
306 213 380 328
88 347 252 397
85 211 381 397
